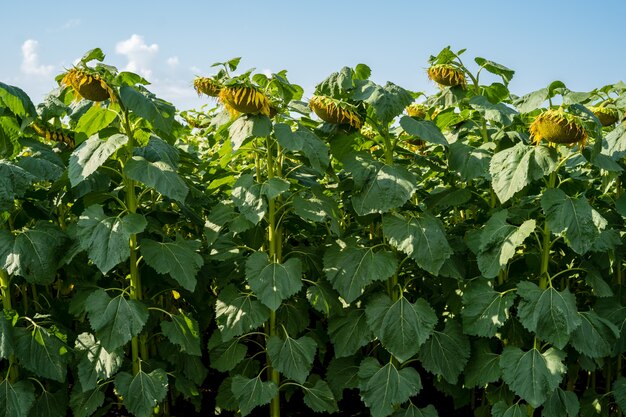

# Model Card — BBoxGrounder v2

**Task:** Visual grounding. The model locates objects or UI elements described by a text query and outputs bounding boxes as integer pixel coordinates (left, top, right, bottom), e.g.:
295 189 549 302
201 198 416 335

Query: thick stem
0 269 11 311
539 171 557 289
382 132 394 165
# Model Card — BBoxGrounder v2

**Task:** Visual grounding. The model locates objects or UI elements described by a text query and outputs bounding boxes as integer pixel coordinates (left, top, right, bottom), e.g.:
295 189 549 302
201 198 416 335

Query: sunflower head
406 103 428 119
218 85 271 116
193 77 222 97
31 122 74 147
589 106 619 127
427 64 466 88
61 68 113 102
309 95 363 129
530 109 588 147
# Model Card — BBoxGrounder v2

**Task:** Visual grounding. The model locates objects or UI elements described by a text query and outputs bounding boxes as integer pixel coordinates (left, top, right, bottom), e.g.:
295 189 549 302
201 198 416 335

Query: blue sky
2 0 625 110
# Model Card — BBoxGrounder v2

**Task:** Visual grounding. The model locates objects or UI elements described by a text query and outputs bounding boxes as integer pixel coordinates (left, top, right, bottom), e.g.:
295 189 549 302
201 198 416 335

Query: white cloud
21 40 55 77
190 66 202 74
115 34 159 79
166 56 180 68
61 19 81 30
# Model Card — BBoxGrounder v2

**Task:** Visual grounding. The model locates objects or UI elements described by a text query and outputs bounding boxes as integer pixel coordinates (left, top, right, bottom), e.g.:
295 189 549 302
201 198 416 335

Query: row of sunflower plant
1 46 626 417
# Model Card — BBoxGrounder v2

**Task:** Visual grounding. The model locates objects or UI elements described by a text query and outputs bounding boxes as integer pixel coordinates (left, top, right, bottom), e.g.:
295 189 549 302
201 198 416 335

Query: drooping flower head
61 68 114 102
309 95 363 129
530 109 588 147
427 64 466 88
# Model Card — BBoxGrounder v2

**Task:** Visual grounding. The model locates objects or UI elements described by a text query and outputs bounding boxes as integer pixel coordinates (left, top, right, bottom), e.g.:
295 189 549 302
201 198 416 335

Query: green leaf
260 177 290 200
0 160 37 210
306 280 343 316
228 114 272 151
323 240 397 303
541 188 605 255
134 136 179 167
302 376 338 413
358 357 422 417
514 88 549 113
141 237 203 291
491 401 526 417
517 281 581 349
383 213 453 276
124 156 188 203
418 320 469 384
245 252 302 311
326 356 360 401
0 313 14 359
74 106 117 141
400 116 448 146
570 311 619 358
267 334 316 383
614 377 626 414
490 142 557 203
0 116 21 158
461 280 516 336
352 81 413 126
366 294 437 362
69 387 104 417
293 191 340 235
0 82 36 119
1 222 68 285
475 57 515 84
350 163 418 216
14 326 68 382
477 210 536 278
85 289 149 351
28 389 67 417
464 339 502 388
392 404 438 417
76 205 147 274
500 346 566 408
161 311 202 356
75 332 123 392
0 380 35 417
231 376 278 417
469 96 517 126
542 388 580 417
208 332 247 372
274 124 330 174
119 86 174 134
215 285 270 341
115 369 168 417
448 141 492 181
602 123 626 159
328 308 373 357
232 174 267 225
68 133 128 186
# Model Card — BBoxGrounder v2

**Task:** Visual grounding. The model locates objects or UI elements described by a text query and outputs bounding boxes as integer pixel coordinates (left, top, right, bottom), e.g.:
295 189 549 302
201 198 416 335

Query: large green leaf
1 222 68 285
448 141 492 181
231 174 266 225
614 377 626 414
245 252 302 311
13 326 68 382
141 237 203 291
0 116 21 159
383 213 452 275
74 106 117 141
366 294 437 362
542 388 579 417
352 81 413 126
0 82 36 119
215 285 270 341
400 116 448 146
134 136 179 167
469 96 517 126
500 347 566 408
517 281 581 349
0 160 37 210
115 369 168 417
207 332 247 372
124 156 188 203
326 356 360 401
491 402 526 417
119 86 174 134
0 380 35 417
76 205 147 274
228 114 272 151
475 57 515 84
392 404 438 417
490 142 557 203
418 320 469 383
541 188 605 255
68 387 104 417
74 333 123 392
68 133 128 186
476 210 536 278
302 376 338 413
464 339 502 388
323 240 397 303
274 124 330 174
160 311 202 356
231 376 278 417
570 311 619 358
328 308 372 357
85 289 149 351
306 280 343 316
28 389 67 417
267 334 316 383
358 358 422 417
461 280 516 336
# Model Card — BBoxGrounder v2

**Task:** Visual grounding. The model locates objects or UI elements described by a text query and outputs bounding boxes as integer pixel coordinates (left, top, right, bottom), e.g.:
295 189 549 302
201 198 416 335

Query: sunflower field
1 46 626 417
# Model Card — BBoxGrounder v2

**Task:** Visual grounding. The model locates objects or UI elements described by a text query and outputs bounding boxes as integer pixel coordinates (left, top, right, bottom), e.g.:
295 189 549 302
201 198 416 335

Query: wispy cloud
20 40 55 77
115 34 159 79
61 19 81 30
166 56 180 68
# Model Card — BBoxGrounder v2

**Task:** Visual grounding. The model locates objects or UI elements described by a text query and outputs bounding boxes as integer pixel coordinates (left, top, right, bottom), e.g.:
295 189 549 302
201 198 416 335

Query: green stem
382 131 394 165
539 171 557 289
0 269 11 311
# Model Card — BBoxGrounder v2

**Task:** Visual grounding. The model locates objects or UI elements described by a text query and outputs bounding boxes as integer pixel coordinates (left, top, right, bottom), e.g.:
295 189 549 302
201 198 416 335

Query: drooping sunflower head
218 85 271 116
31 122 74 147
530 109 588 147
193 77 222 97
427 64 466 88
309 95 364 129
61 68 114 102
406 103 428 119
589 106 619 127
